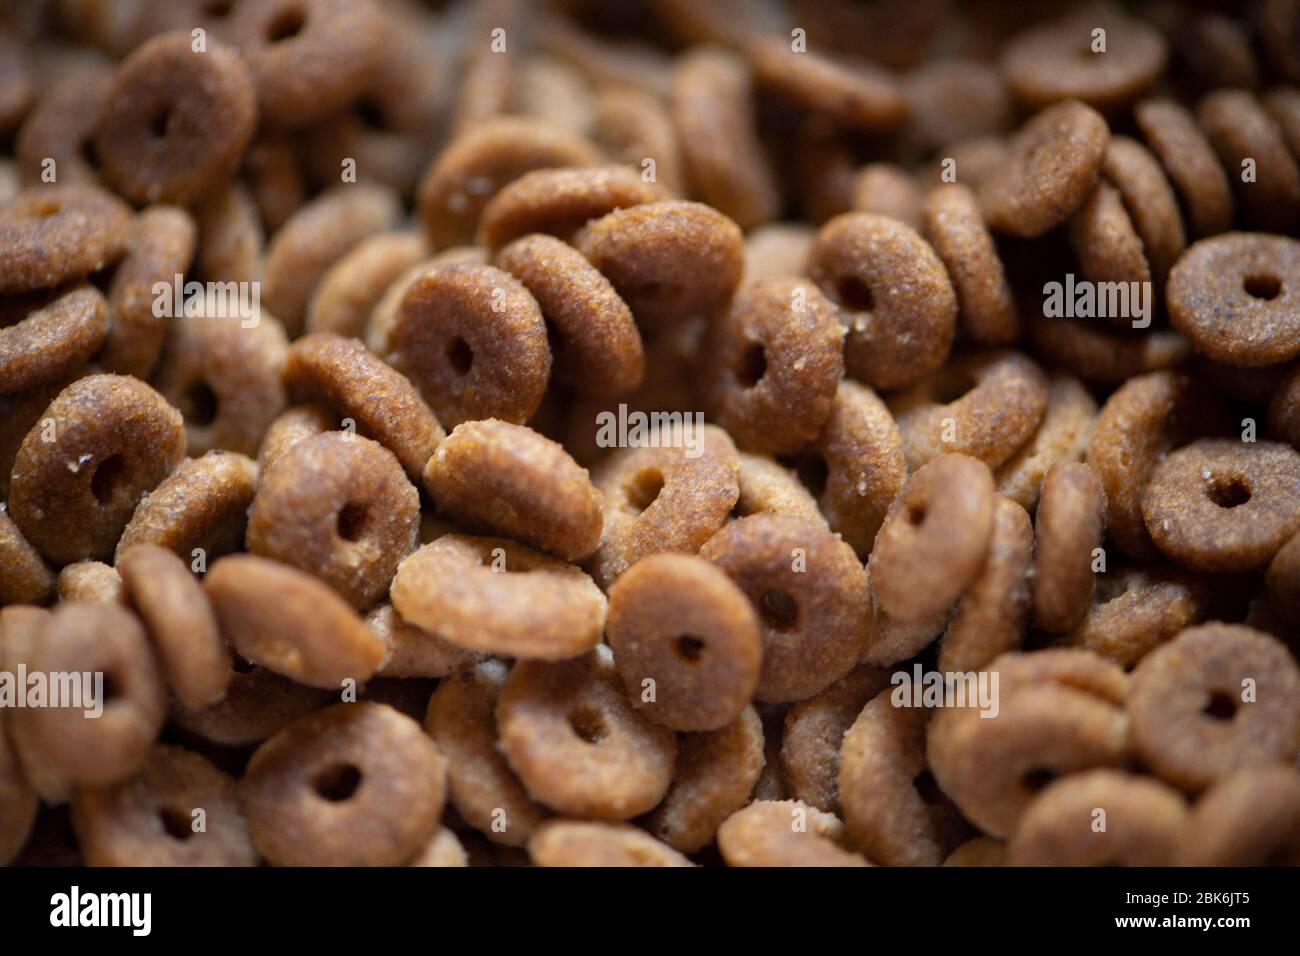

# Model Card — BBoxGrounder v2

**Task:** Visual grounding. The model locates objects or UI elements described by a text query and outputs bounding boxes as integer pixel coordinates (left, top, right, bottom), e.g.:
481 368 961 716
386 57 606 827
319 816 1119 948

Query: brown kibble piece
996 375 1096 511
57 562 126 605
1032 462 1107 632
922 182 1017 344
0 184 131 294
0 285 108 396
528 820 692 867
852 163 922 230
1178 767 1300 865
1198 88 1300 232
717 800 867 867
746 35 906 131
1134 97 1234 238
1101 135 1186 287
0 504 55 606
306 231 427 340
1067 181 1152 307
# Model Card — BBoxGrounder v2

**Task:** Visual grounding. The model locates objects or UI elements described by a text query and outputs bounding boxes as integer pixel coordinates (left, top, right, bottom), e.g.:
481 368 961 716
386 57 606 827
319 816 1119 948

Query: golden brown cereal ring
1167 233 1300 367
282 333 445 481
869 454 995 622
391 535 606 660
57 561 125 605
448 32 514 137
256 404 336 476
241 701 446 867
193 180 263 286
892 350 1049 471
514 54 594 138
1067 180 1152 305
0 605 69 802
808 212 957 390
742 223 814 285
996 374 1097 511
1174 13 1261 91
702 279 843 456
72 744 256 867
0 184 131 294
170 662 332 749
852 163 922 230
922 182 1017 345
746 35 907 131
0 285 107 395
0 706 38 865
669 47 779 230
1198 88 1300 232
792 122 858 225
1101 135 1186 288
1000 9 1166 111
479 165 668 254
700 514 870 703
1178 767 1300 866
494 233 645 397
244 134 307 234
717 799 867 867
1023 309 1192 388
14 63 109 187
424 419 601 563
94 32 256 205
592 86 684 194
980 100 1109 238
590 426 740 589
860 602 950 669
418 117 603 250
1129 623 1300 791
1266 531 1300 627
116 450 257 565
247 432 418 609
306 231 426 339
1008 770 1188 867
734 452 823 524
1032 462 1106 633
528 820 692 867
204 554 384 689
0 505 55 605
373 263 550 428
1142 438 1300 573
607 554 761 731
917 135 1009 193
117 544 230 709
425 660 546 847
812 379 906 556
228 0 385 129
408 827 468 868
0 352 79 496
938 495 1034 673
9 374 186 565
497 649 677 820
1134 97 1234 238
367 603 481 679
902 59 1013 154
576 199 743 333
262 184 401 336
99 206 196 379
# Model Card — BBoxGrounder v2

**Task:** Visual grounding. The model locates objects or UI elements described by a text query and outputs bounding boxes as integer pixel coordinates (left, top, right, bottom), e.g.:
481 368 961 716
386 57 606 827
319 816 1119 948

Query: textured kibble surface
2 0 1299 873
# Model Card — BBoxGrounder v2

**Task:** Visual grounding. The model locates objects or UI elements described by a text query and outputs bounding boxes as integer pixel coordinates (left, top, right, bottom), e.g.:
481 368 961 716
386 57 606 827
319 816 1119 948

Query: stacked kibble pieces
2 0 1300 867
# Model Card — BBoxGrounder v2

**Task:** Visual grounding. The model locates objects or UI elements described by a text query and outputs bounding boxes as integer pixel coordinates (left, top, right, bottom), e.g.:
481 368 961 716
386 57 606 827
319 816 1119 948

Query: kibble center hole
90 454 127 504
761 589 798 630
1203 691 1237 720
313 763 362 801
738 343 767 387
231 656 257 674
203 0 235 16
1022 767 1057 792
266 6 306 42
336 502 368 542
447 336 474 375
626 469 664 513
159 806 194 841
1243 273 1281 301
186 381 219 426
913 769 944 805
356 97 386 131
149 107 173 139
101 672 123 702
837 275 875 312
567 706 608 744
1207 474 1251 509
906 501 927 526
674 635 706 663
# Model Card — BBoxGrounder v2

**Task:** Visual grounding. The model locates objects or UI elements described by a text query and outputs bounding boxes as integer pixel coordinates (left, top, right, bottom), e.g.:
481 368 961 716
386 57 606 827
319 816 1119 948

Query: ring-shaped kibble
71 745 257 866
241 702 447 867
811 379 906 556
901 59 1013 154
700 514 870 704
1067 180 1152 307
645 705 765 852
527 820 692 867
100 206 197 379
1032 462 1107 633
373 263 550 428
93 32 256 205
745 35 907 131
244 134 307 233
999 9 1166 110
703 279 844 457
576 200 744 332
1133 97 1234 238
57 561 126 605
391 535 606 660
734 452 823 524
1268 362 1300 450
979 99 1109 238
117 544 231 710
922 182 1017 345
496 649 677 820
717 799 867 867
170 663 333 750
852 163 922 229
256 404 336 475
8 374 186 565
247 432 418 610
15 64 110 188
22 602 166 788
1007 770 1188 867
1141 438 1300 574
494 233 645 398
1264 87 1300 163
860 602 949 669
425 660 547 847
418 116 603 250
669 47 780 230
0 708 37 866
478 165 669 253
1167 233 1300 367
1259 2 1300 84
607 554 761 731
0 505 54 605
0 285 108 395
1197 89 1300 233
2 374 84 501
1023 309 1193 388
1266 531 1300 627
0 606 69 802
742 223 814 285
116 450 258 564
305 231 427 339
917 136 1009 193
1178 767 1300 865
938 495 1034 673
282 334 446 482
423 419 602 563
943 838 1007 867
892 349 1049 471
1128 623 1300 791
194 180 264 288
840 694 966 867
228 0 386 130
996 374 1096 511
204 555 384 689
367 603 482 679
868 454 995 623
0 184 131 294
408 827 467 868
808 212 956 391
1101 136 1186 287
593 87 685 194
590 425 739 589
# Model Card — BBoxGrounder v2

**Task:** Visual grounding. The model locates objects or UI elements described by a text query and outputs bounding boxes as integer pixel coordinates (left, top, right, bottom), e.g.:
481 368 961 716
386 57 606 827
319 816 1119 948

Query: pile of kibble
1 0 1299 868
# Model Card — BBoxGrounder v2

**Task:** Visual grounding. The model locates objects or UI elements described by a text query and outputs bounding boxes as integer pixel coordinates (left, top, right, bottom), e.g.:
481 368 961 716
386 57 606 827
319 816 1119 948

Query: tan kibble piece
1101 135 1186 287
1032 463 1107 633
15 63 110 188
852 163 922 229
1178 767 1300 865
0 606 69 802
1067 180 1152 308
996 375 1096 511
0 285 108 395
193 181 264 285
734 452 823 524
1060 566 1212 668
746 35 907 130
408 827 469 868
1134 97 1234 238
256 404 336 476
528 820 693 867
922 182 1017 344
943 838 1007 867
742 223 814 285
0 184 131 294
57 561 126 605
1266 531 1300 627
0 705 37 865
902 59 1013 153
592 86 684 194
1024 310 1193 388
1198 88 1300 232
717 800 867 867
0 505 54 605
367 603 482 680
170 664 332 750
306 231 427 340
